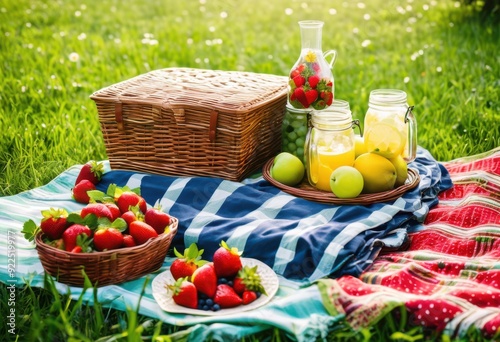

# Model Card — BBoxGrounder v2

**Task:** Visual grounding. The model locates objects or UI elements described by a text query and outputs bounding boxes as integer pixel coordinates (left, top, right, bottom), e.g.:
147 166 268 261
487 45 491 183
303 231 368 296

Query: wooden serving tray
262 158 420 205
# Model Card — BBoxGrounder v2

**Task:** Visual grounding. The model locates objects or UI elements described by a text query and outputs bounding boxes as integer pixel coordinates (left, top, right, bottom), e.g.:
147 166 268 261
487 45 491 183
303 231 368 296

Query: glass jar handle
323 50 337 69
404 106 417 162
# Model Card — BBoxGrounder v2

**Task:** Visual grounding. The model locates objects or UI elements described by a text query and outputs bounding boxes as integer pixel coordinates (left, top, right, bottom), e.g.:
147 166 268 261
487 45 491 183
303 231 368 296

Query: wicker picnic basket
35 217 178 287
90 68 288 181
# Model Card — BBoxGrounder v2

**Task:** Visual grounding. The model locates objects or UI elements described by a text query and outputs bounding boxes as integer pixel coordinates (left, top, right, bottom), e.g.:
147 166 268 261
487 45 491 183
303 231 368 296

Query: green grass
0 0 499 341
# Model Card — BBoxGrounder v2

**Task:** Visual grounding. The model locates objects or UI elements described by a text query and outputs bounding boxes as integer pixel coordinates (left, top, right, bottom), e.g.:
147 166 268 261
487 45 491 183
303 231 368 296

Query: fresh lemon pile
353 135 408 193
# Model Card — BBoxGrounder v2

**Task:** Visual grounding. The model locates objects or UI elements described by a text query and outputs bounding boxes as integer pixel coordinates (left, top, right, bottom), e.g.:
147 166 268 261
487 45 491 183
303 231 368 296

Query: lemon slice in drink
364 123 405 159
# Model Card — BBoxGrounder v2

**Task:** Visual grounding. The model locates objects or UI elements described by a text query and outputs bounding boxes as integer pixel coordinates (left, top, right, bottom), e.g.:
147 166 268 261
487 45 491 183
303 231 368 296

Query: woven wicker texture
90 68 288 181
262 158 420 205
35 217 178 287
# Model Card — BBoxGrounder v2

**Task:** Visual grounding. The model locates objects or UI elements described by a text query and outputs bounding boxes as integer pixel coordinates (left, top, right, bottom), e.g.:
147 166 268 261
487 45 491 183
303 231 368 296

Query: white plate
152 258 279 316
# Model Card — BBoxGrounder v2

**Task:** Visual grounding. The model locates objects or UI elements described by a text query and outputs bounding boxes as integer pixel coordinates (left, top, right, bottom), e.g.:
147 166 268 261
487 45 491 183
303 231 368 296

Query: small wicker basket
90 68 288 181
35 217 178 287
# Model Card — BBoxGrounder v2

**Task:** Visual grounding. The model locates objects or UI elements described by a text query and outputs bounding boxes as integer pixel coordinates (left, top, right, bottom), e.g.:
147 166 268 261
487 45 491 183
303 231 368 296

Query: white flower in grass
285 8 293 15
404 76 410 83
361 39 371 48
329 8 337 15
69 52 80 62
75 10 81 17
78 33 86 40
220 11 227 19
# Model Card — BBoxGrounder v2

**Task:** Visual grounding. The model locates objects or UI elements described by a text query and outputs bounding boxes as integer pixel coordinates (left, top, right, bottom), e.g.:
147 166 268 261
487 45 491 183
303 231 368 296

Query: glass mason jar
305 108 359 192
281 104 309 163
288 20 337 110
330 99 350 111
363 89 417 162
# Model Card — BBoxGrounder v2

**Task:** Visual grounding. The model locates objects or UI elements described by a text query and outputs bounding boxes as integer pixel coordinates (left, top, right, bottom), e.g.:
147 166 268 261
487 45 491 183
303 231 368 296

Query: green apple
389 154 408 187
329 166 364 198
270 152 305 186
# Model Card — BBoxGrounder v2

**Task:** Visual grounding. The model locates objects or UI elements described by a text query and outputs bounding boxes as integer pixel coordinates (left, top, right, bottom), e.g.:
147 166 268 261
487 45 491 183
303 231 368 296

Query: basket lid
90 68 288 112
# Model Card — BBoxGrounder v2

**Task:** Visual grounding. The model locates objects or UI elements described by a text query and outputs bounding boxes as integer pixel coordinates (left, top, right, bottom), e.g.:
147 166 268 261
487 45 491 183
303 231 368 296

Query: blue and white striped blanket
0 146 452 340
115 147 450 282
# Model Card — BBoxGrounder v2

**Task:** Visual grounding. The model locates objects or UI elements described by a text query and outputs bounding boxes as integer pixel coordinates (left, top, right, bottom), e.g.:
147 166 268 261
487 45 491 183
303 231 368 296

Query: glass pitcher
363 89 417 162
288 20 337 110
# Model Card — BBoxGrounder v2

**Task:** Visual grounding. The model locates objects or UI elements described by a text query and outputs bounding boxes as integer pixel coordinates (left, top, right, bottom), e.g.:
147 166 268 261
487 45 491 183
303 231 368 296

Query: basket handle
209 110 218 142
115 103 124 130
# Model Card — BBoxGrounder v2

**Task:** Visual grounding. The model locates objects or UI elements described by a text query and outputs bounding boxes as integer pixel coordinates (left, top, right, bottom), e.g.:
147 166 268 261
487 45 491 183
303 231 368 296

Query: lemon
389 154 408 187
354 134 367 158
353 152 397 193
363 123 406 159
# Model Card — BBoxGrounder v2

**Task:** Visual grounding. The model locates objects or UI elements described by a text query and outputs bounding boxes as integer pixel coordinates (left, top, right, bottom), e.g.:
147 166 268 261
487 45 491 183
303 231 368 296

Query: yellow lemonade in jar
305 108 358 192
309 145 355 191
363 89 417 161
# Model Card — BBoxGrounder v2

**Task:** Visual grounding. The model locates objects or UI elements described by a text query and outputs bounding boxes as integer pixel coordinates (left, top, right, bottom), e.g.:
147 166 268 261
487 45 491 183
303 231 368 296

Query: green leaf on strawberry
22 219 40 242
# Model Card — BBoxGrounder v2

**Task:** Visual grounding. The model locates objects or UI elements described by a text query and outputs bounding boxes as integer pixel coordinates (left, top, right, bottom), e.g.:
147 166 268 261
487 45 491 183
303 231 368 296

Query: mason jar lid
286 104 311 115
330 99 350 110
369 89 408 108
310 108 353 130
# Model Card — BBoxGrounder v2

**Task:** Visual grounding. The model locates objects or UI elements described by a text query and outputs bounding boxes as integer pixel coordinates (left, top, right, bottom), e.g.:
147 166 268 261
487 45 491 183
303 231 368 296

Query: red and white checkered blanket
319 147 500 339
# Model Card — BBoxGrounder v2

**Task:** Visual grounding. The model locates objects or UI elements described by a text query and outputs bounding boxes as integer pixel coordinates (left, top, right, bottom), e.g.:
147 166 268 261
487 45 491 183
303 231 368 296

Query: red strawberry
242 291 258 305
305 89 318 105
122 234 136 247
93 227 124 251
80 203 114 221
39 208 69 240
213 241 243 278
170 243 207 280
62 224 92 252
321 91 333 106
214 284 243 308
145 205 171 234
292 75 305 87
103 202 121 221
290 64 305 79
121 209 140 227
192 263 217 298
233 265 267 295
168 277 198 309
117 191 147 214
293 87 309 108
72 180 96 204
129 221 158 245
308 75 320 88
75 160 104 185
71 246 83 253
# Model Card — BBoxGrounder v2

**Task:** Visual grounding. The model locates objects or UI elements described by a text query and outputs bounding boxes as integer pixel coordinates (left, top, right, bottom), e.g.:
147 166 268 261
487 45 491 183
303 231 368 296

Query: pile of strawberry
288 53 333 110
22 161 173 253
167 241 267 311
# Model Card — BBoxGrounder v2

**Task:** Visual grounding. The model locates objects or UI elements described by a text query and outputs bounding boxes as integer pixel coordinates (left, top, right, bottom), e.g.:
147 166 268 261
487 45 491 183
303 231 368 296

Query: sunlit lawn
0 0 499 340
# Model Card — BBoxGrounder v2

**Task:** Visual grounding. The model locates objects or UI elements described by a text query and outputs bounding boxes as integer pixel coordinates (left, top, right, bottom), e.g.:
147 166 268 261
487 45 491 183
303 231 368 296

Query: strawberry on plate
167 277 198 309
191 263 217 298
39 208 69 240
233 265 267 296
170 242 207 280
213 284 243 309
75 160 104 186
213 240 242 278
